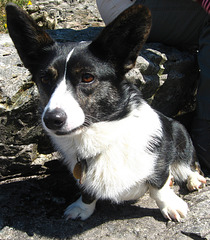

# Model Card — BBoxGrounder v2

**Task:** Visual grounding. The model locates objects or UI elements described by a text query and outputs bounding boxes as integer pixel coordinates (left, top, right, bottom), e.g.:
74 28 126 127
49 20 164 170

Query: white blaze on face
42 48 85 133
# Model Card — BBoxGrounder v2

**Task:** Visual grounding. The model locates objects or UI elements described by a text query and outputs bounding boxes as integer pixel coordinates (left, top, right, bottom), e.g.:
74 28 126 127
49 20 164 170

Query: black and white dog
6 3 206 222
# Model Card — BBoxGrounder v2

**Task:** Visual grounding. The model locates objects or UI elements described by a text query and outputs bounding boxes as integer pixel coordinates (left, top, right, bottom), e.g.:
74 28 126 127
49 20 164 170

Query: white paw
64 196 96 220
159 195 188 222
150 179 189 222
187 172 206 191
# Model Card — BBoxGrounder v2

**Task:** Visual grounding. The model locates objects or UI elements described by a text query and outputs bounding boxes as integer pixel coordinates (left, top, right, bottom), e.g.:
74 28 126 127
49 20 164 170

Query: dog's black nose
43 108 67 130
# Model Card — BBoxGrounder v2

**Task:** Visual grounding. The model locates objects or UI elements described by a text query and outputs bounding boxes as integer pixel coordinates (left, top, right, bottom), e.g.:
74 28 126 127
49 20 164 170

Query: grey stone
0 176 209 240
0 34 52 178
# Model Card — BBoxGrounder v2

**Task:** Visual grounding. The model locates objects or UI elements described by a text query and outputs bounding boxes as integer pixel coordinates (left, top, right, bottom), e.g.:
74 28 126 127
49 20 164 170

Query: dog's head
6 3 151 136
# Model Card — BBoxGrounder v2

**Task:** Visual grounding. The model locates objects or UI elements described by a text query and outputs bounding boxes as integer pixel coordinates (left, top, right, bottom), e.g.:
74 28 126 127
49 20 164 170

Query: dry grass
0 0 29 33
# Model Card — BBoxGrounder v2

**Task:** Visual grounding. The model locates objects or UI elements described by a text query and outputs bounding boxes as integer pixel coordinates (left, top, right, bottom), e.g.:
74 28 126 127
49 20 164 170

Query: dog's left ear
6 3 55 74
89 4 151 74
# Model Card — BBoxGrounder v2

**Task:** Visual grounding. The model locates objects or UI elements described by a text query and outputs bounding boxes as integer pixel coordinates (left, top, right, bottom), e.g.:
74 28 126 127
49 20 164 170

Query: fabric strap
197 0 210 13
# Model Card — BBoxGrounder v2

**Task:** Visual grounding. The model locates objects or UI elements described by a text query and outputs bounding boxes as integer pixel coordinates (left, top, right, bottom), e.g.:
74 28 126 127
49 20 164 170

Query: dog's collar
73 157 87 184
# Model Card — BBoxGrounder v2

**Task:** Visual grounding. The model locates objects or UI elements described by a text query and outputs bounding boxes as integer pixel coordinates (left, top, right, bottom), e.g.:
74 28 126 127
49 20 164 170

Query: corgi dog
6 3 206 222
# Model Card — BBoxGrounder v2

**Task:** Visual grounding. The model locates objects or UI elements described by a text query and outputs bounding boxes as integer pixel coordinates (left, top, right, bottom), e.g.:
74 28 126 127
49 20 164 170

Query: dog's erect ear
6 3 54 73
89 5 151 73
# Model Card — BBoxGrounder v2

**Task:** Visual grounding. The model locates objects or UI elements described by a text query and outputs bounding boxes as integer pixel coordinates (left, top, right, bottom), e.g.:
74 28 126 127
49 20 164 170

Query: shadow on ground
47 27 103 42
0 159 164 239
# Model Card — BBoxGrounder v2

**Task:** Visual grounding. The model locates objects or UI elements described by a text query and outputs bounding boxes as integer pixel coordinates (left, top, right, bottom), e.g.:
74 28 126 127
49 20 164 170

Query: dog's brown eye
41 67 58 84
82 73 94 83
41 77 50 84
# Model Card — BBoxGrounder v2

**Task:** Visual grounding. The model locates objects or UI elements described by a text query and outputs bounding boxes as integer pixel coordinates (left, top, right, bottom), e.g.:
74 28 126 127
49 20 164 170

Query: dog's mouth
53 121 91 136
54 125 84 136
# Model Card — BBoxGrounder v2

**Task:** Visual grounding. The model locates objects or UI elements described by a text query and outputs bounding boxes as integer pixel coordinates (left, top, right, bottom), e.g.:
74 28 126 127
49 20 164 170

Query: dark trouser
136 0 210 120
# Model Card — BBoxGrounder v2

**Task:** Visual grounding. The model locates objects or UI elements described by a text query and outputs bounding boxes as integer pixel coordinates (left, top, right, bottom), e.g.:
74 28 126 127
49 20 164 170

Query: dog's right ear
89 5 151 75
6 3 55 74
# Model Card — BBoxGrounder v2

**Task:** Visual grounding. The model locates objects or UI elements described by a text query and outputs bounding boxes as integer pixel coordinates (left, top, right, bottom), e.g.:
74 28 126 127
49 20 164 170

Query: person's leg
196 17 210 120
97 0 206 47
191 15 210 174
96 0 135 25
135 0 206 47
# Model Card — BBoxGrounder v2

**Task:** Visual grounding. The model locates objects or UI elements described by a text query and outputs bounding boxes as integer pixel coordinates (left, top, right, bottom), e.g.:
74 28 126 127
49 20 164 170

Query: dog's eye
82 73 94 83
41 77 50 84
40 67 58 84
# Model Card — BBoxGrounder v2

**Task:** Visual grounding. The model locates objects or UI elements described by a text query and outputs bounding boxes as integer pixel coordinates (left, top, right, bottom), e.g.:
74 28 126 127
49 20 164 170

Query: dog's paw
150 182 188 222
159 196 188 222
64 196 96 220
187 172 206 191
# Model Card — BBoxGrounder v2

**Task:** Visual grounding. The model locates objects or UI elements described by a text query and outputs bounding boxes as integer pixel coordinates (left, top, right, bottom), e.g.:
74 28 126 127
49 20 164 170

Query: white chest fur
52 102 162 202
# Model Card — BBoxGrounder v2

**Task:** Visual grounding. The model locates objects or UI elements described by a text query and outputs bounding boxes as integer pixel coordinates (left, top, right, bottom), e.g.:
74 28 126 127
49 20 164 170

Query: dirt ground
0 158 210 240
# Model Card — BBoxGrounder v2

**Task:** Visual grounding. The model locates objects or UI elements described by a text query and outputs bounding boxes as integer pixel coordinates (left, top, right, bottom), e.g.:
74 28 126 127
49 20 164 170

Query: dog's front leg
64 192 97 220
149 175 188 222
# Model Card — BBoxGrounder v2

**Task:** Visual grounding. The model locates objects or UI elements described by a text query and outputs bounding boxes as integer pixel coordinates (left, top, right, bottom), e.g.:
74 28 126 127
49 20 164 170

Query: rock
25 0 104 30
0 175 209 240
26 4 40 14
0 34 53 179
128 43 198 116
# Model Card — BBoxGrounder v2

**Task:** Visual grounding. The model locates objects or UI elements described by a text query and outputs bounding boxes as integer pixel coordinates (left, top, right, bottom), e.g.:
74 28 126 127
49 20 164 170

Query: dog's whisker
85 115 100 124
